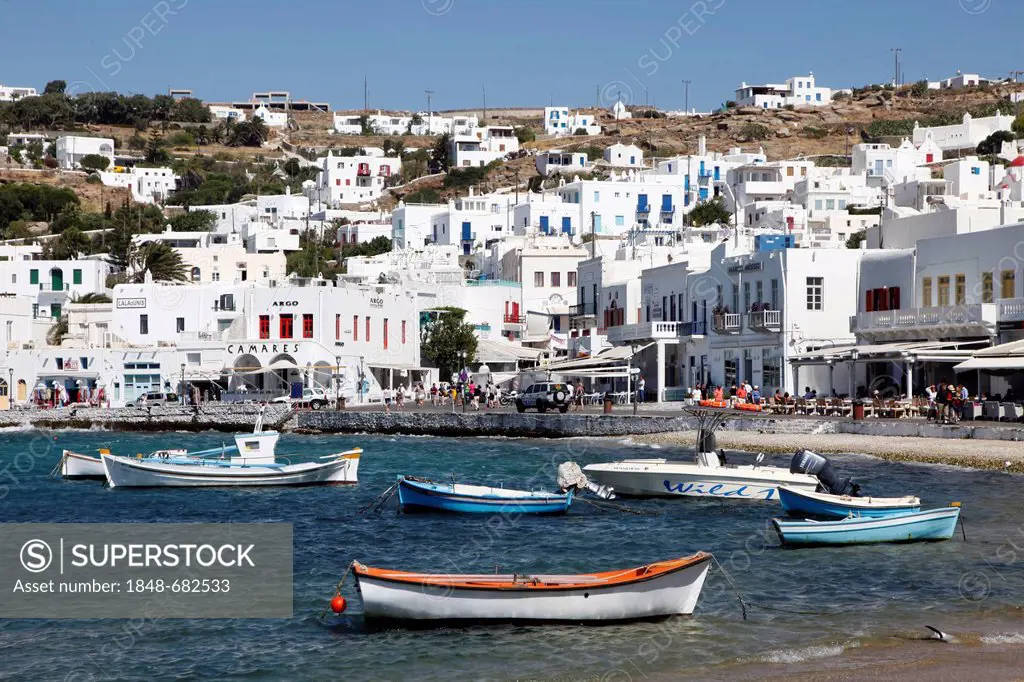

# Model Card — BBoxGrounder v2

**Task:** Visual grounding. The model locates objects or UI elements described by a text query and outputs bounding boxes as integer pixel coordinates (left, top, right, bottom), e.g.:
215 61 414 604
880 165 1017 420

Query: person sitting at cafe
750 386 761 405
773 388 784 403
803 386 815 400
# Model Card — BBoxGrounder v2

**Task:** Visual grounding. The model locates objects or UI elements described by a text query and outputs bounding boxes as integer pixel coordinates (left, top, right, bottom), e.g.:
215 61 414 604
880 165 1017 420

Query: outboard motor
789 449 853 495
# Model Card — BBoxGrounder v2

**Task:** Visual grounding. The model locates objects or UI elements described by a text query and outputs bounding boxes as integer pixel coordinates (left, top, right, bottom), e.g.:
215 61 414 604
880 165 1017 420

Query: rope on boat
359 481 399 515
319 561 354 622
711 554 839 620
48 453 66 479
576 496 661 516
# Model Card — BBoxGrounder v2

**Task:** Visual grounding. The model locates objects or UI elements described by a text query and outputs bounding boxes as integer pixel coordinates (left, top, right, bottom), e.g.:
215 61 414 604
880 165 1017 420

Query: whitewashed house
603 143 644 168
450 126 519 167
131 229 287 286
100 166 178 204
253 105 288 128
0 84 38 101
735 73 833 109
536 150 589 177
911 111 1013 152
209 105 247 122
55 136 115 170
544 107 600 136
311 150 401 207
852 136 942 186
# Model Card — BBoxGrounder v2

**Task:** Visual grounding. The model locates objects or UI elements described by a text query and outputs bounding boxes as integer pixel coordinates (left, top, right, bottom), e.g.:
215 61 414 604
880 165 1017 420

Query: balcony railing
712 313 742 333
38 283 71 292
636 204 650 214
998 298 1024 322
503 314 526 325
747 309 782 331
606 321 683 343
213 302 237 312
851 304 995 335
660 204 675 213
570 302 596 317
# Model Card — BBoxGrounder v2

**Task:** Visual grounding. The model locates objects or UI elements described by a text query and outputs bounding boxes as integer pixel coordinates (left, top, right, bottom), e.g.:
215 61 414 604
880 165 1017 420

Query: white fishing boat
60 449 109 480
349 552 711 625
101 411 361 488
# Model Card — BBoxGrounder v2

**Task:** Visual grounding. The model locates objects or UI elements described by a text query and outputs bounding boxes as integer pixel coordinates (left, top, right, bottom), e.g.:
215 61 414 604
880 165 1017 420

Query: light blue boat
778 485 921 519
397 476 573 515
773 505 961 547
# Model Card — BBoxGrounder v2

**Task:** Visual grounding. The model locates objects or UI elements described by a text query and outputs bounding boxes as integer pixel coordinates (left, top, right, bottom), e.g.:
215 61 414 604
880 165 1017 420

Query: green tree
144 129 170 165
976 130 1015 155
688 198 732 227
169 209 217 232
431 133 452 172
43 80 67 95
910 80 928 97
79 154 110 172
515 126 536 144
1012 113 1024 137
845 231 866 249
420 307 478 380
44 226 91 259
170 97 211 123
131 241 187 282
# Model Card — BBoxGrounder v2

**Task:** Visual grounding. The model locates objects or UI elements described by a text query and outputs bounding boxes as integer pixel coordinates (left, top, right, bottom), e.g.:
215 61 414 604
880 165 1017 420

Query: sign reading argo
115 298 147 309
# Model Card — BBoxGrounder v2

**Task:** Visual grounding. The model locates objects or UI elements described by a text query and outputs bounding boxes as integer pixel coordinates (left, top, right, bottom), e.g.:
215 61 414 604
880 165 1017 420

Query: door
17 380 26 403
539 216 549 234
561 216 571 234
50 268 63 292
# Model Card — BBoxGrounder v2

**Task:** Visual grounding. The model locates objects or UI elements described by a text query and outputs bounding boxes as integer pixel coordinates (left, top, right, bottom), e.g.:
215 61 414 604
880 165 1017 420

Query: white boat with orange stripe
349 552 712 625
60 449 111 480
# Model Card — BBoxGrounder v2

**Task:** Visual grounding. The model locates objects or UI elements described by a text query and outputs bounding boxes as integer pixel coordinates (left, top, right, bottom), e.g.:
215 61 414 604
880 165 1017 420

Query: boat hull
397 478 572 514
778 485 921 519
773 507 961 546
583 460 818 500
60 451 106 480
354 553 711 625
102 451 359 488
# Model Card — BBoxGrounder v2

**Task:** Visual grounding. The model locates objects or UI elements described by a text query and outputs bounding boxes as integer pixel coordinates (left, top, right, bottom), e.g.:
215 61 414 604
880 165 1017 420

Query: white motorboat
349 552 711 625
583 451 818 500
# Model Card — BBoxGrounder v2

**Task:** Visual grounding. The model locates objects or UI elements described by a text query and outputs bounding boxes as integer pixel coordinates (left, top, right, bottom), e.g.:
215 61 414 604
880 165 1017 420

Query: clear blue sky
3 0 1019 112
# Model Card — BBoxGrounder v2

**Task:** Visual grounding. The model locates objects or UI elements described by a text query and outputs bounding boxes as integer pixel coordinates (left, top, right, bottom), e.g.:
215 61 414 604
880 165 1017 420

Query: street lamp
7 367 12 411
180 363 186 405
460 351 467 413
849 348 859 399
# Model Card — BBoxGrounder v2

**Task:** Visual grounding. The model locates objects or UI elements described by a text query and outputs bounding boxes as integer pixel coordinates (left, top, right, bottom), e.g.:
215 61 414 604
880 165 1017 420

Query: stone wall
0 404 295 433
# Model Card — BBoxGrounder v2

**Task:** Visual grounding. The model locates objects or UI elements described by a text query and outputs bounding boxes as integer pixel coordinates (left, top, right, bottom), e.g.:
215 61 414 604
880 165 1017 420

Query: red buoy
330 595 347 614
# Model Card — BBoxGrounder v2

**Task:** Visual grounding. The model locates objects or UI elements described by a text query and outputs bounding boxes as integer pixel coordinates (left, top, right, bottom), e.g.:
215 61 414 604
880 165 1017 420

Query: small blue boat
773 505 961 547
397 476 573 515
778 485 921 519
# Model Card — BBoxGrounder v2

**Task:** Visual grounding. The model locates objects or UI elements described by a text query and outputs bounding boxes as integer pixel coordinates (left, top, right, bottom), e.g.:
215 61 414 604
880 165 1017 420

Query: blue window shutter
661 194 672 211
561 216 571 233
539 216 549 233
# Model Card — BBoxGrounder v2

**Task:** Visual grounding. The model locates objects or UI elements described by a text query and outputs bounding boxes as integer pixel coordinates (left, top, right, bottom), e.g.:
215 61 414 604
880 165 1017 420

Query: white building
253 105 288 128
911 111 1013 152
209 105 247 122
55 136 115 170
543 107 600 136
611 101 632 120
334 111 479 136
851 136 942 186
392 201 446 250
100 166 178 204
536 150 589 177
450 126 519 167
6 132 48 148
131 229 287 286
603 143 644 168
311 150 401 207
0 258 110 320
0 84 38 101
927 71 997 91
428 189 518 255
735 72 833 109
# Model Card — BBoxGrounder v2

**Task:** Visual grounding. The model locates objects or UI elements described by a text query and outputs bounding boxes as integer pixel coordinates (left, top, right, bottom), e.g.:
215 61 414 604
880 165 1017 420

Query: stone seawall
0 404 295 433
296 410 1024 443
295 411 828 438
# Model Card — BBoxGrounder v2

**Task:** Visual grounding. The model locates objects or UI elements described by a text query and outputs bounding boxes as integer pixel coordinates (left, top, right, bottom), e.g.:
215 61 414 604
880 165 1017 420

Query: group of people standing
924 383 971 424
686 382 764 406
381 381 503 412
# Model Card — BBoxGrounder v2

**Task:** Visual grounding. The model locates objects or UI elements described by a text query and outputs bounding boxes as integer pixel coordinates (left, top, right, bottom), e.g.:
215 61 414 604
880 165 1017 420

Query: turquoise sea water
1 430 1022 680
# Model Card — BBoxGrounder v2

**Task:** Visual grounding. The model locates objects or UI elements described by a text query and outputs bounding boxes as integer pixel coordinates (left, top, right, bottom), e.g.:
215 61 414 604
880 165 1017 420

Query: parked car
128 391 178 408
271 387 330 410
516 382 571 414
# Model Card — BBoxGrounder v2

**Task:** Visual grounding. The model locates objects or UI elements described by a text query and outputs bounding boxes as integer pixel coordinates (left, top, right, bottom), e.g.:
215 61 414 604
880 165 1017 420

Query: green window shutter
73 269 82 285
29 269 38 285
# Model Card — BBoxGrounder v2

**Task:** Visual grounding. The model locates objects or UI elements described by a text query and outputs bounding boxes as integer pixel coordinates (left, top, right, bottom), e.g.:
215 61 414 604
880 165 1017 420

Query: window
29 269 38 285
1001 270 1015 299
353 315 358 341
176 317 185 333
280 314 294 339
838 200 847 209
937 276 950 306
743 282 751 311
954 274 966 305
139 314 149 335
922 278 933 307
814 200 823 210
825 199 835 210
302 313 314 339
594 191 600 202
365 316 370 342
335 314 341 340
534 272 544 287
401 320 407 344
259 315 270 339
383 319 389 350
806 277 823 310
982 272 994 303
615 215 624 226
567 271 576 288
73 269 82 285
755 281 763 305
770 279 779 310
551 272 561 287
731 284 739 314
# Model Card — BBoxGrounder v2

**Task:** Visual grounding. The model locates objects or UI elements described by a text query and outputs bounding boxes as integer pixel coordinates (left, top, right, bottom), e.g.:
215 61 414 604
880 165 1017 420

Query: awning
790 340 987 365
474 339 544 364
954 339 1024 373
542 346 636 373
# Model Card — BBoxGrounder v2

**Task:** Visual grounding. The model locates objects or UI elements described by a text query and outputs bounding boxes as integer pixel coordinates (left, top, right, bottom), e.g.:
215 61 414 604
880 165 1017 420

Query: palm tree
131 242 187 283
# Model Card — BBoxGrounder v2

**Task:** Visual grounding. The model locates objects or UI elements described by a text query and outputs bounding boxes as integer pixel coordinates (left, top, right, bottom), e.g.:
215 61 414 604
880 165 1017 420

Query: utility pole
589 211 596 259
482 84 487 122
514 166 519 204
425 89 434 124
682 79 691 115
595 85 599 110
890 48 902 89
363 75 368 111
